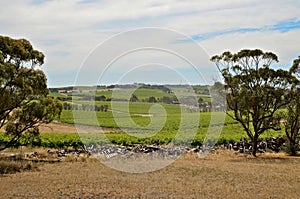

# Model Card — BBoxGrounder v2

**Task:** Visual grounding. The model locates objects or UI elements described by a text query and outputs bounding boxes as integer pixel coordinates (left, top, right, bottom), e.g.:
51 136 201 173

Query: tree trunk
252 135 258 157
290 141 297 156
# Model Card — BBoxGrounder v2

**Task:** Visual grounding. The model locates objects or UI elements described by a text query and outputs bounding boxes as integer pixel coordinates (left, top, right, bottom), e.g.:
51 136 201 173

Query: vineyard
0 86 287 150
0 105 285 150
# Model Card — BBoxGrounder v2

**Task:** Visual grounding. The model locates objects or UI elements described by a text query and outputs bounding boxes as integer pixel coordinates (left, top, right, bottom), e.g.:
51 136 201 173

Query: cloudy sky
1 0 300 87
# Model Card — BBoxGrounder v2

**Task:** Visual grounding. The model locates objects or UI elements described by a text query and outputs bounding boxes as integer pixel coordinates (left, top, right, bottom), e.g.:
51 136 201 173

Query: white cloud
201 29 300 67
0 0 299 86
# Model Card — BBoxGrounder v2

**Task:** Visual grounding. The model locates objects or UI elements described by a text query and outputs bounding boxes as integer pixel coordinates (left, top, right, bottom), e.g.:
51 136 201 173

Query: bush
0 161 36 174
284 143 299 156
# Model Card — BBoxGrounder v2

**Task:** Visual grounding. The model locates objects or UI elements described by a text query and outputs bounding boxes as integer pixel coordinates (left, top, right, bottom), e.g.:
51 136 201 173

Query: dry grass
0 149 300 198
0 160 38 175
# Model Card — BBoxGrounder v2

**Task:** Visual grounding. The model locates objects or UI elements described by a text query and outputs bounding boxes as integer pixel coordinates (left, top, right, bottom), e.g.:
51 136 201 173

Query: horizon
49 83 212 89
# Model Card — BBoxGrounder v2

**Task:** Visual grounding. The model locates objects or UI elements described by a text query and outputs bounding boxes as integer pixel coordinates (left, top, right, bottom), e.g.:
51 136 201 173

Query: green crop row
0 124 285 150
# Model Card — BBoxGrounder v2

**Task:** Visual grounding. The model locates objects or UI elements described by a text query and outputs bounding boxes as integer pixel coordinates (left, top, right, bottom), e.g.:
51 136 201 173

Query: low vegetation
0 160 37 175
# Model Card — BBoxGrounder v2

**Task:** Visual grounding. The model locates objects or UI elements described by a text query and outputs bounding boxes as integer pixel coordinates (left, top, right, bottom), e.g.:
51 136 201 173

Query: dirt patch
38 121 121 133
0 121 120 134
134 113 153 117
38 122 78 133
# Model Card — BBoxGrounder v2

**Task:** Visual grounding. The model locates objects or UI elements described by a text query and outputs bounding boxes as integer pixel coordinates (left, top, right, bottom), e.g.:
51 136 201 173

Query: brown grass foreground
0 150 300 199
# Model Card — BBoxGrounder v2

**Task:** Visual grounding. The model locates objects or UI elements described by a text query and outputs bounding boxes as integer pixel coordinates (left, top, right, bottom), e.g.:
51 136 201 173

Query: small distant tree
130 94 138 102
161 96 173 104
95 95 106 101
282 56 300 155
198 97 204 104
211 49 293 156
148 96 157 103
0 36 62 151
103 105 108 112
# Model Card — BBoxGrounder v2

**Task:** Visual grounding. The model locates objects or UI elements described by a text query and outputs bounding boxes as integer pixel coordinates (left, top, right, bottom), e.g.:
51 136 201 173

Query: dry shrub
0 160 38 175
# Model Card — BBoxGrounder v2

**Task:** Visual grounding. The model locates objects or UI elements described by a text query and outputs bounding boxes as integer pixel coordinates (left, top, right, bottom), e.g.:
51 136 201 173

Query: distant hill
49 84 212 104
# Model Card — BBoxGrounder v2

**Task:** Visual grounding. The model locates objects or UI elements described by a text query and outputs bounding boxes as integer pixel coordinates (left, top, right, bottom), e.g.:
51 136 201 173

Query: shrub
0 161 36 175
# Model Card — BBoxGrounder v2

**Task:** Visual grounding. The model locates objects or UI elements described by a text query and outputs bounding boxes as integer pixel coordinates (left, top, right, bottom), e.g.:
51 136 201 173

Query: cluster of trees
62 102 108 112
57 96 72 101
77 94 179 104
192 85 210 95
211 49 300 156
79 95 108 101
137 95 179 104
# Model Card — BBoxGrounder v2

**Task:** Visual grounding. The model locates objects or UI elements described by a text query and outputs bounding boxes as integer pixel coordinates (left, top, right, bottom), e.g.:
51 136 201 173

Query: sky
1 0 300 87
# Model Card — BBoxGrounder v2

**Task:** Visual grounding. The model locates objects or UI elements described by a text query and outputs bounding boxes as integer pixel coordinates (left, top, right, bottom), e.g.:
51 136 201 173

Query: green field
0 103 285 149
53 101 284 148
0 85 285 149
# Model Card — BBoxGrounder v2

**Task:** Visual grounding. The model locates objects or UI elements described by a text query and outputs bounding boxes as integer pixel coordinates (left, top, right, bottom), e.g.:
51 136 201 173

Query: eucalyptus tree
282 56 300 155
0 36 62 150
211 49 293 156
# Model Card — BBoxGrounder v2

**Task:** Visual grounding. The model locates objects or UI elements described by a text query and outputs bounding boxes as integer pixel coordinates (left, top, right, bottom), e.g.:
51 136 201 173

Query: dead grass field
1 150 300 199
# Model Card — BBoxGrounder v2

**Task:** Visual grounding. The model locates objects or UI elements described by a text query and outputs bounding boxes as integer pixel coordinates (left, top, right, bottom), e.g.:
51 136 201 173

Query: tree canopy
0 35 62 150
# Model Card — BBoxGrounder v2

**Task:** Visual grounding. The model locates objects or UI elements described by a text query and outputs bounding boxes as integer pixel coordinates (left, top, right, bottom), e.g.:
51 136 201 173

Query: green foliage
1 124 286 149
0 35 62 151
281 56 300 155
49 105 284 148
211 49 294 156
0 107 286 149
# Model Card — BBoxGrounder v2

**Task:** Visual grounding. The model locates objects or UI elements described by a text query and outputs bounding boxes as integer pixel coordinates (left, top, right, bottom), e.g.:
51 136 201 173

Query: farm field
54 100 285 147
1 150 300 198
0 102 285 149
0 84 287 150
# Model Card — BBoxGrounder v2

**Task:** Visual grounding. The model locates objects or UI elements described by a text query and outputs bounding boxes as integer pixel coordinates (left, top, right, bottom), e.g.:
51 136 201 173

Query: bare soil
1 150 300 199
38 121 78 133
0 121 121 134
38 121 120 133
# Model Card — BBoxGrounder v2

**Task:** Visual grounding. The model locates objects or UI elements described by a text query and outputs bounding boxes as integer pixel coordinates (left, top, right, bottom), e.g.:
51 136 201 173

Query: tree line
62 102 108 112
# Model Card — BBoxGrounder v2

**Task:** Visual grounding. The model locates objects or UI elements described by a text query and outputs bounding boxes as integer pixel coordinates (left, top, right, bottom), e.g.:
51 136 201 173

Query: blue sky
1 0 300 87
